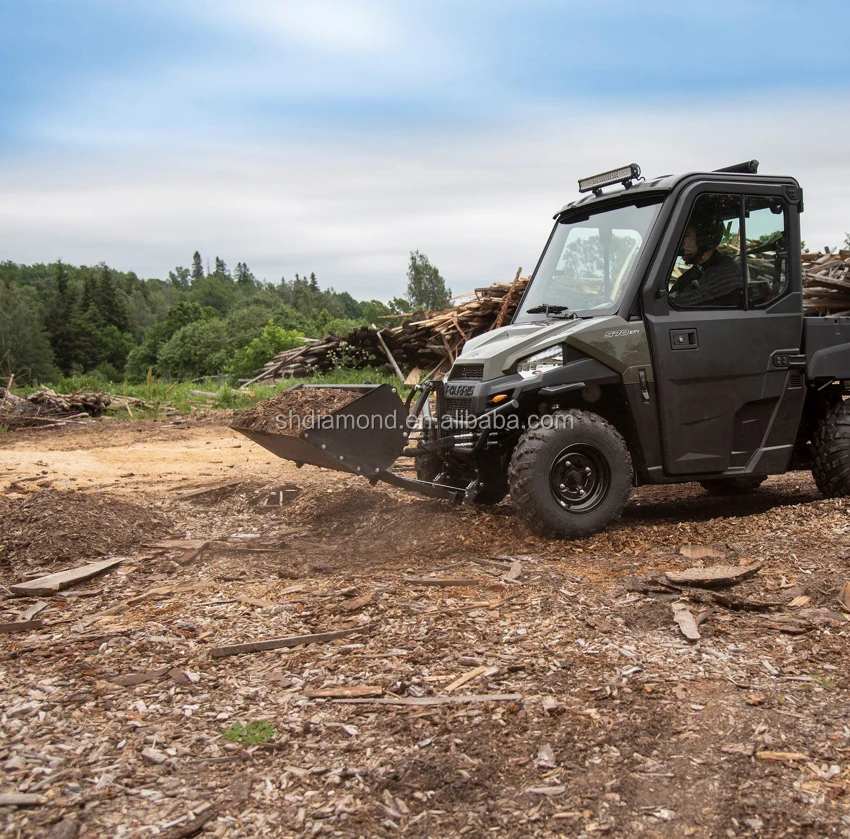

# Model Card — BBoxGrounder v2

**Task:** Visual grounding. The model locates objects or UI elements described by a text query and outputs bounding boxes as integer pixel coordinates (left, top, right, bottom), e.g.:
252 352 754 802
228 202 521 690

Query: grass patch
222 721 276 744
9 366 409 421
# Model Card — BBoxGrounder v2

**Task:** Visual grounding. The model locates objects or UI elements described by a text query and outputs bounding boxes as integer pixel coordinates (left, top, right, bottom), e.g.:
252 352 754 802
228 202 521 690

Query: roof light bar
578 163 641 195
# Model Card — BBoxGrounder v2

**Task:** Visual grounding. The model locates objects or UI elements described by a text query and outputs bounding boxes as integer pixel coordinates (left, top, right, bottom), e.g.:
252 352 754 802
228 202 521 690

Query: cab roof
555 170 801 219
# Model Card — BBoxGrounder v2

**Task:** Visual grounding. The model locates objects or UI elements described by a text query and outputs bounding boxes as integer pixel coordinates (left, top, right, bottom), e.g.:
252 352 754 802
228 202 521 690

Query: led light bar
578 163 641 195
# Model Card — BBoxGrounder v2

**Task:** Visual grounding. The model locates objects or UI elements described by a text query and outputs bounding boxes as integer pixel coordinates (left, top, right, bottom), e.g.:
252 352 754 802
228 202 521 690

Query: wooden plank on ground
404 577 483 587
210 624 374 658
0 620 44 634
333 693 522 706
0 793 45 806
664 561 763 588
305 685 384 698
10 558 124 597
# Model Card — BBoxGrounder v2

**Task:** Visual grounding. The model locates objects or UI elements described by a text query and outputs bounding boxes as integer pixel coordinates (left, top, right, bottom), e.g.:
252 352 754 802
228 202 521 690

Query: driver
669 217 742 306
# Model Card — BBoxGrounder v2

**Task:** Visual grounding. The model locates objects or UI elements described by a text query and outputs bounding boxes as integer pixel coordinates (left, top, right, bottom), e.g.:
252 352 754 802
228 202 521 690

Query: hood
454 316 619 381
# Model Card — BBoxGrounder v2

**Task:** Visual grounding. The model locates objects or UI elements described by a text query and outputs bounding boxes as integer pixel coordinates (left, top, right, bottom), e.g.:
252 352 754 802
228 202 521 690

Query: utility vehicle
237 161 850 538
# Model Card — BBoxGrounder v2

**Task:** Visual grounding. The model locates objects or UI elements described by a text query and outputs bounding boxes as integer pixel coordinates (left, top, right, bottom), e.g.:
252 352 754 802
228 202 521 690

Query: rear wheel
508 410 632 539
811 400 850 496
699 476 766 496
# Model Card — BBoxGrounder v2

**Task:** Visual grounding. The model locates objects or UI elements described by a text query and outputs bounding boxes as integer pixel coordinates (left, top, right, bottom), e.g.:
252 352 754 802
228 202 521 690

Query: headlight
516 345 563 378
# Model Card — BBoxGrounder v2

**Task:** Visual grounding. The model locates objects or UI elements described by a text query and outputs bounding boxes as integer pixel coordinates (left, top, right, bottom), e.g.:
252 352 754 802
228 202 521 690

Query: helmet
695 218 725 253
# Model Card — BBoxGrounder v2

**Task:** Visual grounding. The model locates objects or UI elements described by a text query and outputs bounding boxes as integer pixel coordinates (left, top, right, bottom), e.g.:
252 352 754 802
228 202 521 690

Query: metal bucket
232 384 409 476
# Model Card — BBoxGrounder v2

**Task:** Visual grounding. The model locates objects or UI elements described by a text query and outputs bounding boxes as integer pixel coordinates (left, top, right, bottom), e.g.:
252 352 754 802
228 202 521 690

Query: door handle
670 328 698 350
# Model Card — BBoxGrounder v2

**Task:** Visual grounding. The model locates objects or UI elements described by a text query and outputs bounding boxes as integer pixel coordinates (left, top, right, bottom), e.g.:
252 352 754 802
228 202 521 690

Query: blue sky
1 0 849 298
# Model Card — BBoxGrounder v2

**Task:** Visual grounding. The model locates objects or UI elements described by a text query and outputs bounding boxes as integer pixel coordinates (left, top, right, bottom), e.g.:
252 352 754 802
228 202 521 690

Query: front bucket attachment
232 384 409 476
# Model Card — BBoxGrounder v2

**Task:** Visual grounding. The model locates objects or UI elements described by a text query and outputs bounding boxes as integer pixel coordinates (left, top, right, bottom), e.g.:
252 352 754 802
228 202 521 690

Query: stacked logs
1 388 119 429
244 273 529 385
803 250 850 315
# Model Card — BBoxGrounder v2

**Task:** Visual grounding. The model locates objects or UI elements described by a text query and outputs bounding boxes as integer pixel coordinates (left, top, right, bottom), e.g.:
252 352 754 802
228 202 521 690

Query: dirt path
1 419 849 838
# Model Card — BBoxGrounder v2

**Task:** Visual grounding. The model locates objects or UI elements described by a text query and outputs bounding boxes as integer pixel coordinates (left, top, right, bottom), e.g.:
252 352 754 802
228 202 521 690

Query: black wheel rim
550 444 610 513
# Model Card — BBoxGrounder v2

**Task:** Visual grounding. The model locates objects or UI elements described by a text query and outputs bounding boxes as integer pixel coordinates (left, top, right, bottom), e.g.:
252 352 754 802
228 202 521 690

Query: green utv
238 161 850 539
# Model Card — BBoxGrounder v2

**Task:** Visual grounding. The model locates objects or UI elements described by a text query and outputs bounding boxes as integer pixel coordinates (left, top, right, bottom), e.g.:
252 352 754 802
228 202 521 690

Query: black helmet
695 218 725 253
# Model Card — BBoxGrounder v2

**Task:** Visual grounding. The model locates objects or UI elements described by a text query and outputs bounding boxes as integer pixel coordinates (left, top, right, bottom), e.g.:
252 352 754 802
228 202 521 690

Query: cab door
642 183 804 476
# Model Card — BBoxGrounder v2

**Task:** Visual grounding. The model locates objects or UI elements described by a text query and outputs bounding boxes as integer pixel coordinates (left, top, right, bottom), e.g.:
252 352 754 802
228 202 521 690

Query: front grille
442 397 473 421
449 364 484 381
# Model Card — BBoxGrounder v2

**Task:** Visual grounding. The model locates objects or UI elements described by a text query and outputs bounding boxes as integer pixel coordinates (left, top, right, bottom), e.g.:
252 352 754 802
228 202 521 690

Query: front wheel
811 400 850 496
699 476 766 496
508 410 632 539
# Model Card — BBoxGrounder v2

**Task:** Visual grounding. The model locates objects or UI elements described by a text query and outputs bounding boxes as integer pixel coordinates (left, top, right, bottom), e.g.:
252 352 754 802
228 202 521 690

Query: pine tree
214 257 231 280
191 251 204 283
96 264 129 331
46 260 78 375
234 262 256 286
79 269 98 315
309 272 319 291
405 251 450 311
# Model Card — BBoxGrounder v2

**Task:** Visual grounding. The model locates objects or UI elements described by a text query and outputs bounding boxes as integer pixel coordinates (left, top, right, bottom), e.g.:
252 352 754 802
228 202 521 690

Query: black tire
508 410 632 539
811 400 850 497
699 476 766 496
415 453 508 505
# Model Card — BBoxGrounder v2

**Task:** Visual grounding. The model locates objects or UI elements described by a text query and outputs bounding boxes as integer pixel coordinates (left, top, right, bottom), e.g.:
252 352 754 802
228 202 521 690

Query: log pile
0 387 131 429
244 272 529 385
803 250 850 315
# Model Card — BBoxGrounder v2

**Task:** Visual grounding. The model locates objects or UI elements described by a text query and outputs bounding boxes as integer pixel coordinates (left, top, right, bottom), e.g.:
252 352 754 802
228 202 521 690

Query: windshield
516 200 661 320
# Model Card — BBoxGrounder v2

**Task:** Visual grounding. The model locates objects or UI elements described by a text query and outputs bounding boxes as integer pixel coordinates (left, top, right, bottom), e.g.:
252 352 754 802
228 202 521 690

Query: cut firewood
9 557 125 596
210 624 374 658
663 561 763 588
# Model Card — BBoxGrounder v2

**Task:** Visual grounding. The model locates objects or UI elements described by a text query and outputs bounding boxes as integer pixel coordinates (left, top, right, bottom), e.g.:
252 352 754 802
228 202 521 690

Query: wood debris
243 274 530 384
663 561 763 588
671 604 701 641
9 557 125 596
210 624 374 657
679 544 726 560
1 419 849 836
0 619 44 634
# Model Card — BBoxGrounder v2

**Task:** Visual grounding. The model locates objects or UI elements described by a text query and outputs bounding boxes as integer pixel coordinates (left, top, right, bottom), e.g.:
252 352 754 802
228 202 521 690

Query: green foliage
0 249 444 385
222 721 276 744
227 322 305 379
0 284 58 381
191 251 204 282
405 250 450 311
157 319 231 379
189 273 237 313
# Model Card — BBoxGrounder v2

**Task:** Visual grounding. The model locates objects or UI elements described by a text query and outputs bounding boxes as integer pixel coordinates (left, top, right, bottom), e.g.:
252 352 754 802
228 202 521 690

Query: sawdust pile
0 490 172 579
232 387 362 436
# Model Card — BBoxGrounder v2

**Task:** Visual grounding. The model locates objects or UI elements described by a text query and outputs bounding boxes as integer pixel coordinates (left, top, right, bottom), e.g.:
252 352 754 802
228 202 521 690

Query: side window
668 194 744 309
745 197 788 307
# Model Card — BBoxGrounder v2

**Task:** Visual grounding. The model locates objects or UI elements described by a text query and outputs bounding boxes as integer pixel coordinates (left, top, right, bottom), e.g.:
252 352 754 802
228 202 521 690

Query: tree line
0 251 451 383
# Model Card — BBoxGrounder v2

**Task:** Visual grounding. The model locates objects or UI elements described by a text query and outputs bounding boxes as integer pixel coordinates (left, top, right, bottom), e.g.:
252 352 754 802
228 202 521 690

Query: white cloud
1 96 848 300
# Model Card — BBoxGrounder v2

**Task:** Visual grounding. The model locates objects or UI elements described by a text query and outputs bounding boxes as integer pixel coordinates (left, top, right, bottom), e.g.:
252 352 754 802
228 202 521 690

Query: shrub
227 322 305 379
